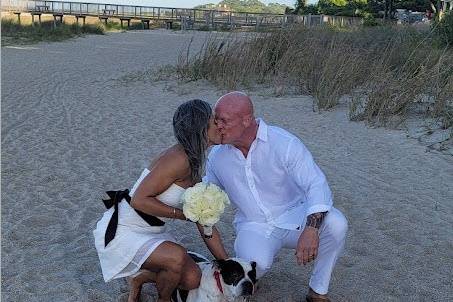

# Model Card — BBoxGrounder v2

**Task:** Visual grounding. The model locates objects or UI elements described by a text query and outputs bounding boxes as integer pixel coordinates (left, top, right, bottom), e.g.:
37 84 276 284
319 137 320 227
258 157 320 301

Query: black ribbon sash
102 189 165 247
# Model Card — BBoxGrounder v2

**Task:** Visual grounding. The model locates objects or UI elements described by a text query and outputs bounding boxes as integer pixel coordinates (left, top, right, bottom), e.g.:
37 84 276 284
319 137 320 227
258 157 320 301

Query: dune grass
176 25 453 131
1 18 104 45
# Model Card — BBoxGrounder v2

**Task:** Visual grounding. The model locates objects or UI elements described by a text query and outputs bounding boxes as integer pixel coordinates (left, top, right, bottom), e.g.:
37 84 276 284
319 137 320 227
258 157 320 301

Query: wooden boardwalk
2 0 292 29
1 0 362 29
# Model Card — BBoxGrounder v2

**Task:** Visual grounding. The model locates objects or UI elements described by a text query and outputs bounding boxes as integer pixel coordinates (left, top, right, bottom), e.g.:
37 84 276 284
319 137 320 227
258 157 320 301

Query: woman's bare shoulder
148 145 190 178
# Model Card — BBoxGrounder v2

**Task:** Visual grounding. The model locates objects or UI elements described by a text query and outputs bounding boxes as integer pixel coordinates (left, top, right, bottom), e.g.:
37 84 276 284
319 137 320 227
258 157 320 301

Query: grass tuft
1 18 104 45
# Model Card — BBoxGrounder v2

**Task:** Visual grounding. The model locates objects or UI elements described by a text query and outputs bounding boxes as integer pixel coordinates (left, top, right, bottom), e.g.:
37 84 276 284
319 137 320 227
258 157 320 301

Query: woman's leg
127 270 156 302
130 241 201 302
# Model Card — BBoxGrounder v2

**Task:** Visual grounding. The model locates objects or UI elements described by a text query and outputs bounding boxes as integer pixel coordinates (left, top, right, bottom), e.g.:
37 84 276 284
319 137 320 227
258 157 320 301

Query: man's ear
242 114 253 127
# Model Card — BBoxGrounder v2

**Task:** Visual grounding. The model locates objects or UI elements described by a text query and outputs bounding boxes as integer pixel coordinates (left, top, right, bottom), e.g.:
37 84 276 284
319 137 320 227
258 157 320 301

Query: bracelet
172 207 176 219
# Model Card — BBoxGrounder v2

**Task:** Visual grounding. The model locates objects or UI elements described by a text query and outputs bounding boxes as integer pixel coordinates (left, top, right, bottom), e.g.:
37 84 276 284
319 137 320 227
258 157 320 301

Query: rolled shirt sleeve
286 138 333 216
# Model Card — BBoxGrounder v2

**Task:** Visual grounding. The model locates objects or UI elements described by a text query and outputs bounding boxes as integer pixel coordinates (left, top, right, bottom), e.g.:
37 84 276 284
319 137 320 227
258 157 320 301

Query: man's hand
296 227 320 265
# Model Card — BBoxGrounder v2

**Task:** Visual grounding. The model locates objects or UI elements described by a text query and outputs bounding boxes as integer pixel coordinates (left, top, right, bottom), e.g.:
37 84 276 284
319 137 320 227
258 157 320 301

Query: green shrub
433 11 453 47
362 14 379 26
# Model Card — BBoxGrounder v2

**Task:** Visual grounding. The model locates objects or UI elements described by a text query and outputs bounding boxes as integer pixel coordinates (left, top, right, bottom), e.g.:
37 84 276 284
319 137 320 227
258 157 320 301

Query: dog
171 252 257 302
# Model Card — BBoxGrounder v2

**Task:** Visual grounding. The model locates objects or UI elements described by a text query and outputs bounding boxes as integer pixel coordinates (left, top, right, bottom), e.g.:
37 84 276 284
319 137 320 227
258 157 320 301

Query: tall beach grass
176 25 452 131
1 18 104 45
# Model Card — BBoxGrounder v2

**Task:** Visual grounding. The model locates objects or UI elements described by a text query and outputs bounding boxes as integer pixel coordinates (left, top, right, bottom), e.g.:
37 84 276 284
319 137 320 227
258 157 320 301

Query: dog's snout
241 281 254 296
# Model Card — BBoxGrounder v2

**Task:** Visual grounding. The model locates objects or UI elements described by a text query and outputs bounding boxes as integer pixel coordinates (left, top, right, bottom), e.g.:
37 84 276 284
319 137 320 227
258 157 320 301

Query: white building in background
440 0 452 11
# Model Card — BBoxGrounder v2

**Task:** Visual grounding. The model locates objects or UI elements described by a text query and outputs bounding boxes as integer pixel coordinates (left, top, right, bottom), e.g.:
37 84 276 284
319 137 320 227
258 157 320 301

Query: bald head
214 91 257 147
215 91 254 118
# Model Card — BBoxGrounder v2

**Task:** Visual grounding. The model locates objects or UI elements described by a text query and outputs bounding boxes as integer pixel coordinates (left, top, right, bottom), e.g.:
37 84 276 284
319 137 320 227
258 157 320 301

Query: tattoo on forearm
305 212 327 229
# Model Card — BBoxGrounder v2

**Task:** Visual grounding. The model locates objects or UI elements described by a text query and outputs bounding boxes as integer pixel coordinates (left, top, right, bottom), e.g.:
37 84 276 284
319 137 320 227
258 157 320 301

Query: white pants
234 207 347 295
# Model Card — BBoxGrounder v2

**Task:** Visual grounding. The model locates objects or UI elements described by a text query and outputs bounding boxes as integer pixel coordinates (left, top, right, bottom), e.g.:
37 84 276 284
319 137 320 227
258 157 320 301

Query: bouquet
182 182 230 238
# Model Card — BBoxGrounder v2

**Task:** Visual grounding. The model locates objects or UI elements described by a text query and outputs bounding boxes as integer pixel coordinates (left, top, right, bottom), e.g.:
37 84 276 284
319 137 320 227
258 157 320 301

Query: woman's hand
196 224 228 260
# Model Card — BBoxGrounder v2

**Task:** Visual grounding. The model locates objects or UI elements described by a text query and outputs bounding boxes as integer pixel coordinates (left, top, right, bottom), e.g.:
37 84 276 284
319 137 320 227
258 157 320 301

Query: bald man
203 91 348 302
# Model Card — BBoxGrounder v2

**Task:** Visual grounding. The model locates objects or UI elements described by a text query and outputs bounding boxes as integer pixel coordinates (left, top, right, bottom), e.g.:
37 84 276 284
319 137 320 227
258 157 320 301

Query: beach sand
2 29 452 301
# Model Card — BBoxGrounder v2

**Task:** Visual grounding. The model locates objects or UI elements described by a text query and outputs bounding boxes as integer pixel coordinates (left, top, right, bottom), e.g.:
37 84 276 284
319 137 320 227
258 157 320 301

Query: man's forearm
305 212 327 230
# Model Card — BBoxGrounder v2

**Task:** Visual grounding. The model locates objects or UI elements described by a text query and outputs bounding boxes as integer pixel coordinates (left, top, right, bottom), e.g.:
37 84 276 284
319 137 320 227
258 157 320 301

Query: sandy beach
2 29 452 301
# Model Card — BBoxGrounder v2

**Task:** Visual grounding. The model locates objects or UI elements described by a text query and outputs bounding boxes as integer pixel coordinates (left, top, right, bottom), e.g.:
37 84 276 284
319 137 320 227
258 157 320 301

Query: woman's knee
165 245 187 273
142 242 190 278
180 264 201 290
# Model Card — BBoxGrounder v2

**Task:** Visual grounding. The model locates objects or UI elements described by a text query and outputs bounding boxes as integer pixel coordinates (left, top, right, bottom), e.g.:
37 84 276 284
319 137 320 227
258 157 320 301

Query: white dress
93 168 186 282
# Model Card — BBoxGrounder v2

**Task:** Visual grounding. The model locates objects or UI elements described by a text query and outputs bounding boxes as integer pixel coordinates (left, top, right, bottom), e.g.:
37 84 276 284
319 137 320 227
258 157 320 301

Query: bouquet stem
203 225 213 239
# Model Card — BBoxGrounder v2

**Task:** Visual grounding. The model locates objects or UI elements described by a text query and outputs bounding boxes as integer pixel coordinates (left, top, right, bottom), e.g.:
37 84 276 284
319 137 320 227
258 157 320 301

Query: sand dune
2 29 452 301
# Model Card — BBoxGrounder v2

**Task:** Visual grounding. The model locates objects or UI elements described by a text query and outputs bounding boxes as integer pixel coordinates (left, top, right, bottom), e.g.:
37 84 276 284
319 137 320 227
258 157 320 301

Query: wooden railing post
211 10 214 28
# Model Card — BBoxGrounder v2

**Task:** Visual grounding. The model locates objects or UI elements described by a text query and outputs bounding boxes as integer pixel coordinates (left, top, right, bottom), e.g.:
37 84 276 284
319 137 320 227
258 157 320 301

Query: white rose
182 182 230 228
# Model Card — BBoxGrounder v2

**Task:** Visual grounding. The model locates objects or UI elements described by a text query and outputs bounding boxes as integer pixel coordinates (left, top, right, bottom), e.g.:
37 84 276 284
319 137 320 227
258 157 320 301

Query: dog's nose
241 281 254 296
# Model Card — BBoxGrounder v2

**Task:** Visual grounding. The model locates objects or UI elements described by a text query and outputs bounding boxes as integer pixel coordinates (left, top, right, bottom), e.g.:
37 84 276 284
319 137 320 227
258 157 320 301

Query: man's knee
236 254 271 279
255 261 271 279
323 208 348 242
235 245 273 279
234 228 282 279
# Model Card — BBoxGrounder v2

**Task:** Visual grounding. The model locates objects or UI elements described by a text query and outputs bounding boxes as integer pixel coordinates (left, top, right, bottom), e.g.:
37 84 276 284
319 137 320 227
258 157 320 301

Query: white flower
182 182 230 228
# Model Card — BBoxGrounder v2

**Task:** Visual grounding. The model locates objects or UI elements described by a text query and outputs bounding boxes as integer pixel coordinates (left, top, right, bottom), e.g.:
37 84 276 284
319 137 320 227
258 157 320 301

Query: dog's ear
248 261 257 284
213 259 227 270
250 261 256 269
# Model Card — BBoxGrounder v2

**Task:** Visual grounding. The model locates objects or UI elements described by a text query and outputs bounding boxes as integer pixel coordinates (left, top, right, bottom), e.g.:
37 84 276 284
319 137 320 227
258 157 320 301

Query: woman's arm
196 224 228 260
130 150 188 220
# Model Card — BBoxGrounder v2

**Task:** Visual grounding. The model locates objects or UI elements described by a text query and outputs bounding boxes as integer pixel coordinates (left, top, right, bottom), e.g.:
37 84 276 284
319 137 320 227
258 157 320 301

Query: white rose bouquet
182 182 230 238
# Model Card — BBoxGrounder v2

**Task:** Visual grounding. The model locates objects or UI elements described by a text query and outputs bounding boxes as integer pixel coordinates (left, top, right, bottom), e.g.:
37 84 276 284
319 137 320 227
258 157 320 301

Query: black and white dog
171 252 257 302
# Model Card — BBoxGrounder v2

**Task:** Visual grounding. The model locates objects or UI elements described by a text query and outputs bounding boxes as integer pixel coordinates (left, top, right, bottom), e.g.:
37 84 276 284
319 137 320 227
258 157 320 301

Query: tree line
290 0 436 18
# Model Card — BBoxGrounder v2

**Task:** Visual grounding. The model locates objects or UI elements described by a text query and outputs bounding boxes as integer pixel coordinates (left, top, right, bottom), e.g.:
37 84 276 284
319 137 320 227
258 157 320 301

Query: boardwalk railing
1 0 362 29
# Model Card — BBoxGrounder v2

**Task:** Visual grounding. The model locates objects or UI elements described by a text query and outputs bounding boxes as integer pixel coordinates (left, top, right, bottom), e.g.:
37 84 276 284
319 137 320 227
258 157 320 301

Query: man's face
207 116 222 145
214 106 246 145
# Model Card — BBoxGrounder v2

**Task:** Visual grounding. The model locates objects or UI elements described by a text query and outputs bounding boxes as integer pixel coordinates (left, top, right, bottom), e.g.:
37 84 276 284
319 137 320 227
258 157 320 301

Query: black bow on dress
102 189 165 247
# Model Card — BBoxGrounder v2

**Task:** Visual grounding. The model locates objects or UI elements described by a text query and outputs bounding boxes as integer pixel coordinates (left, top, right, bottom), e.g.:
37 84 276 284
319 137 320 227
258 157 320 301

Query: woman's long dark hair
173 99 212 182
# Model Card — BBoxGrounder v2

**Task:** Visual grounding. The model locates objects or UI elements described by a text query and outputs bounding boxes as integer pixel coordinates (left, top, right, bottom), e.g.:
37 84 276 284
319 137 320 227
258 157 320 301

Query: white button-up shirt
203 119 333 232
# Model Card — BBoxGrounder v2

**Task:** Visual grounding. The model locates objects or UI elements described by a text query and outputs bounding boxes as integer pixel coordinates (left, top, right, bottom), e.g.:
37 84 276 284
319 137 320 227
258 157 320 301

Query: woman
93 99 228 302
